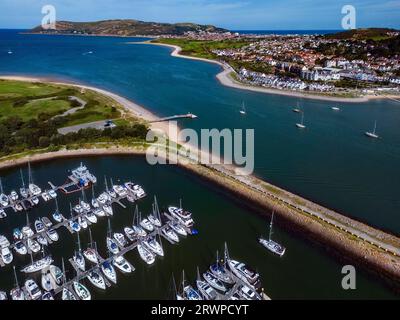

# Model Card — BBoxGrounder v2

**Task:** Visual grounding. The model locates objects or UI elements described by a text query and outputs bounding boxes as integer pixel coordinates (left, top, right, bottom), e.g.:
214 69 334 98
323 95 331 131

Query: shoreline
1 76 400 291
143 41 399 104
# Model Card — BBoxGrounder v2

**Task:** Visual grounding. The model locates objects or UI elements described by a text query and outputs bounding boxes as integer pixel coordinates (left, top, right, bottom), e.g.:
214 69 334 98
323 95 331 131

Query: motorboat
97 193 109 204
13 228 23 241
113 255 134 273
69 220 81 233
137 243 155 265
108 188 117 198
78 216 88 229
83 247 98 264
124 227 136 241
106 237 119 254
22 226 34 238
124 182 146 199
210 263 234 284
112 185 127 197
21 255 53 273
71 163 97 185
81 201 91 212
62 287 77 300
41 270 53 291
0 193 9 207
168 206 194 228
1 247 13 264
31 196 39 205
132 225 147 238
73 281 91 300
41 292 54 300
29 184 42 196
41 217 53 228
147 214 162 227
162 227 179 243
25 279 42 300
49 265 63 285
0 291 7 300
27 238 41 253
14 241 27 255
113 233 128 247
46 229 59 242
48 189 57 199
101 261 117 284
140 218 154 232
91 198 99 208
143 237 164 257
85 211 97 224
34 219 46 233
73 251 85 272
0 209 6 219
203 271 226 292
103 205 113 216
126 194 135 203
74 204 83 214
20 187 29 199
0 234 10 248
10 190 19 202
184 284 202 300
196 280 217 300
37 234 48 246
93 208 105 217
87 270 106 290
169 222 187 236
237 284 262 300
41 192 51 202
52 210 64 223
227 259 261 288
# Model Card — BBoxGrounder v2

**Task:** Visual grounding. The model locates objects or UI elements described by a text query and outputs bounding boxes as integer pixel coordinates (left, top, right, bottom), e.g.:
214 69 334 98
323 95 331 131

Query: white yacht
148 214 162 227
0 193 9 207
41 270 53 291
46 229 59 242
52 210 64 223
81 200 91 212
132 225 147 238
83 247 98 264
73 281 91 300
365 120 379 139
78 216 88 229
168 206 194 228
27 238 41 253
0 208 6 219
143 237 164 257
73 251 85 272
49 265 63 285
296 112 306 129
21 255 53 273
22 226 34 238
113 255 134 273
239 101 247 115
31 196 39 205
0 291 7 300
48 189 57 199
41 292 54 300
93 208 105 217
41 192 51 202
238 284 262 300
113 233 128 247
331 106 340 111
101 261 117 284
112 184 127 197
87 270 106 290
210 262 234 285
259 212 286 257
97 192 109 204
183 284 203 301
169 221 187 236
0 234 10 248
203 271 227 292
137 243 155 265
74 204 83 214
227 259 260 288
1 247 13 264
196 279 217 300
29 184 42 197
62 287 77 300
85 211 97 224
91 198 99 208
34 219 46 233
69 220 81 233
162 227 179 243
124 227 136 241
25 279 42 300
140 218 154 232
71 163 97 185
125 182 146 199
37 234 48 246
107 237 120 254
41 217 53 228
14 241 27 255
9 190 19 202
103 205 113 216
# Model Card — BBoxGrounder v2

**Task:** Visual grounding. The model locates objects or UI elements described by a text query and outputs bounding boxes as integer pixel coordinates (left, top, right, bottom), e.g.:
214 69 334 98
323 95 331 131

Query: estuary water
0 156 395 299
0 32 399 241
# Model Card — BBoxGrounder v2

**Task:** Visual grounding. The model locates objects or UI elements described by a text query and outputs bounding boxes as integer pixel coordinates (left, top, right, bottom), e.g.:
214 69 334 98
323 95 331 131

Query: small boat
228 259 260 288
73 281 91 300
113 233 128 247
78 216 88 229
168 206 194 228
52 210 64 223
22 226 34 238
184 285 202 300
73 251 85 272
87 269 106 290
97 193 109 204
41 217 53 228
24 279 42 300
41 270 53 291
124 227 136 241
0 291 7 300
20 188 29 198
48 189 57 199
210 263 234 284
148 214 162 227
74 204 83 214
132 225 147 238
83 248 98 264
126 194 135 203
46 229 59 242
34 219 46 233
81 200 91 212
169 222 187 236
259 211 286 257
14 203 23 212
196 280 217 300
27 238 41 253
101 261 117 284
10 190 19 202
237 284 262 300
203 271 227 292
21 255 53 273
14 241 27 255
37 234 48 246
331 106 340 111
0 209 6 218
124 182 146 199
31 196 39 205
162 227 179 243
41 192 51 202
137 243 155 265
296 112 306 129
49 265 63 285
93 208 105 217
143 237 164 257
0 234 11 248
7 50 12 54
69 220 81 233
239 101 247 115
62 287 77 300
85 211 97 224
1 247 13 264
0 193 9 207
103 205 113 216
41 292 54 300
292 102 301 113
112 185 127 197
106 237 119 254
13 228 23 240
10 266 25 300
113 255 134 273
108 189 117 198
140 218 154 232
91 198 100 208
365 120 379 139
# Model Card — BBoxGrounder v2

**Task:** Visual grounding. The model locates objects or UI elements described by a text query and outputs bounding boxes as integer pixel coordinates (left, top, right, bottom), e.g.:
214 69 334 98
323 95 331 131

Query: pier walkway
149 113 197 123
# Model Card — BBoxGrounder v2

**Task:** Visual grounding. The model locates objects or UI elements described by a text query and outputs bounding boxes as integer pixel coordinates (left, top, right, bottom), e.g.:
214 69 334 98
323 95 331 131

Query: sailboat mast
269 212 274 241
13 266 20 288
0 178 3 194
20 169 25 188
88 227 93 248
61 257 67 284
373 121 377 134
77 230 82 252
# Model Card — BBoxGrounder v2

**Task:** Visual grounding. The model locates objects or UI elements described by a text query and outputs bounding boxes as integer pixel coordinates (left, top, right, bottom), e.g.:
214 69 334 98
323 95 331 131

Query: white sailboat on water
365 120 379 139
296 112 306 129
258 211 286 257
239 101 247 115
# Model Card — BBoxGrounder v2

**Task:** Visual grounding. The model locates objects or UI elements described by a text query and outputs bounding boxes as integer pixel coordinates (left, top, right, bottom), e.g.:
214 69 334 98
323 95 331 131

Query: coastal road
57 120 115 134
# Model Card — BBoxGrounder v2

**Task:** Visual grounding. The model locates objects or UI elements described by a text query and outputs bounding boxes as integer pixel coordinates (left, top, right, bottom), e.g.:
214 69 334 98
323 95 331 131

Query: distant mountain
325 28 399 41
29 19 229 36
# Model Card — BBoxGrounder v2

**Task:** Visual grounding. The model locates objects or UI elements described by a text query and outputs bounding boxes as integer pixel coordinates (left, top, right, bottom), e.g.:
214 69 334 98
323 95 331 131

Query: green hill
325 28 399 41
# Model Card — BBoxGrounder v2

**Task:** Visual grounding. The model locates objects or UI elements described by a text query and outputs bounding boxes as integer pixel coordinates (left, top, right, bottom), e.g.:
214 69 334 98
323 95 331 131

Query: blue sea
0 30 400 235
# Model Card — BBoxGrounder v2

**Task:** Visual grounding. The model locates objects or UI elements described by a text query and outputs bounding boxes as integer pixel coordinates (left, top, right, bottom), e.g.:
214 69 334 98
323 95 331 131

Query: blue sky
1 0 399 29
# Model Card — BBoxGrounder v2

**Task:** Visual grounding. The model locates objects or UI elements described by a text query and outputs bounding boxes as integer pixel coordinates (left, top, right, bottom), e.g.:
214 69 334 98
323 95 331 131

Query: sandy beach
142 41 400 104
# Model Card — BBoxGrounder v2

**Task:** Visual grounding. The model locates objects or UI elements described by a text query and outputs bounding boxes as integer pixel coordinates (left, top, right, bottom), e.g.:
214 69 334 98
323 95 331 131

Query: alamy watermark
41 5 56 30
341 5 356 30
341 265 356 290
